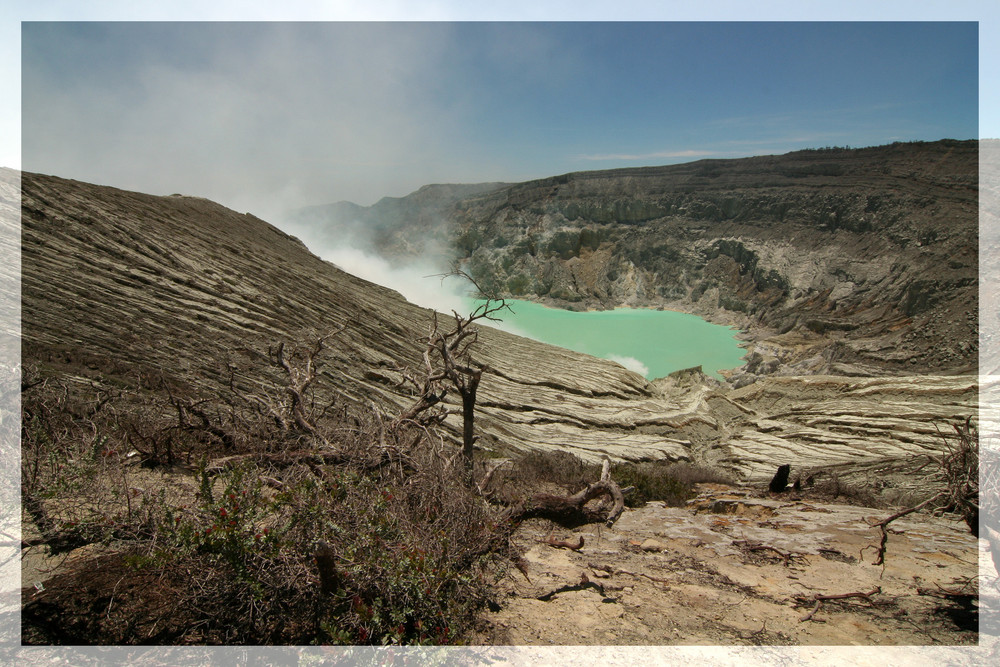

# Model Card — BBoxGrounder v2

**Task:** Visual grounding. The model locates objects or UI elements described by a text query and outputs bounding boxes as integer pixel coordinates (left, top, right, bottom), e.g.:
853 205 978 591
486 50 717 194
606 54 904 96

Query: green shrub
611 462 691 507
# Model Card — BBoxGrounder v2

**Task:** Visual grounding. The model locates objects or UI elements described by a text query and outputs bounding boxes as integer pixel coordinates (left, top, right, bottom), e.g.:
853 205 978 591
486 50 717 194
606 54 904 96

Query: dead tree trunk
512 458 625 527
395 280 508 477
768 464 791 493
460 370 481 472
314 540 340 595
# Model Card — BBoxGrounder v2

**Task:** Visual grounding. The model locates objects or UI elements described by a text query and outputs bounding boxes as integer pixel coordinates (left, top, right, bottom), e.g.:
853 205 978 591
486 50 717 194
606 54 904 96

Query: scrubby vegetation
488 450 735 509
19 331 522 645
19 331 751 646
612 461 736 507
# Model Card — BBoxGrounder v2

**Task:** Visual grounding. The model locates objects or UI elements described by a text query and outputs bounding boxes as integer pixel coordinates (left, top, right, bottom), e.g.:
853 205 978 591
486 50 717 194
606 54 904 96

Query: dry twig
796 587 881 622
867 418 978 566
537 572 608 601
732 539 805 566
585 562 672 586
542 535 585 550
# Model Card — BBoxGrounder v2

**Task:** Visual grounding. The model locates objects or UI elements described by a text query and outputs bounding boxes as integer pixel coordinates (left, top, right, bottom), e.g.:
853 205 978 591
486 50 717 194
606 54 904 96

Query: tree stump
769 464 791 493
314 540 339 595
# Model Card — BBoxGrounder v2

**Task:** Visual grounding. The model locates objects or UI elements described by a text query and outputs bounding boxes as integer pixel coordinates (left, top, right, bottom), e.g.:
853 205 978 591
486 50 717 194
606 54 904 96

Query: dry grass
612 461 736 507
490 449 601 502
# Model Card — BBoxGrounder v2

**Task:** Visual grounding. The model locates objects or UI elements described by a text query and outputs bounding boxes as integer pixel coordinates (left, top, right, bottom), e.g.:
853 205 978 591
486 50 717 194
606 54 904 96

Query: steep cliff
301 140 978 377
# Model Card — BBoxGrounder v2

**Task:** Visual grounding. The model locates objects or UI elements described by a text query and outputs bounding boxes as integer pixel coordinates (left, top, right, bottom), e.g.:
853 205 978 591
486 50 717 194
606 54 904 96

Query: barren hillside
18 169 977 480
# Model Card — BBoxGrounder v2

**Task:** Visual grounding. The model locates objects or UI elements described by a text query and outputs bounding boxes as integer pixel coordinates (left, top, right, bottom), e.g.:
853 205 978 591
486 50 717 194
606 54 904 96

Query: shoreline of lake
471 297 749 381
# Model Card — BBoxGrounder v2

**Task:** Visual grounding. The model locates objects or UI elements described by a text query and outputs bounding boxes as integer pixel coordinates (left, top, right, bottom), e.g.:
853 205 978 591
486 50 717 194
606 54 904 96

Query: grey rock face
303 141 978 375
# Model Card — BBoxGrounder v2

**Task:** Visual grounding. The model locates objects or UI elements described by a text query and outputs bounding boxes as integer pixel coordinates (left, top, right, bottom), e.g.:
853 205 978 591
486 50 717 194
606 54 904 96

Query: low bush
612 461 736 507
493 449 601 501
491 450 736 509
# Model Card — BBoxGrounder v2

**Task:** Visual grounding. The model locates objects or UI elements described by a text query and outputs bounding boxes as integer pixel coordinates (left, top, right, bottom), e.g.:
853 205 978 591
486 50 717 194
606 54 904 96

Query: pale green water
474 299 746 380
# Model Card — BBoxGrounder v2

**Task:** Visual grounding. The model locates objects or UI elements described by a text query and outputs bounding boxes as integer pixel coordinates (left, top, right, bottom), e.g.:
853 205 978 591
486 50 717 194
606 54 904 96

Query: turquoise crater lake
474 299 746 380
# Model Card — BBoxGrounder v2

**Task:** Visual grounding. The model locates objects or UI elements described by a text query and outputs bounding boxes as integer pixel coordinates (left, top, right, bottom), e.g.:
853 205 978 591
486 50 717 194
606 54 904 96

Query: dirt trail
480 484 990 646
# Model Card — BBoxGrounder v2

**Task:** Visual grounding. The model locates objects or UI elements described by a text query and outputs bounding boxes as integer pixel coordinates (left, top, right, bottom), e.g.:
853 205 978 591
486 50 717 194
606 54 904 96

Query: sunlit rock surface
18 170 978 486
299 140 978 376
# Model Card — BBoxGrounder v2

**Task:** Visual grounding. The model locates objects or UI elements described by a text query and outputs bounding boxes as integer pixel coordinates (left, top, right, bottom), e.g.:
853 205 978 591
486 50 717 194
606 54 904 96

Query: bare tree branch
866 417 978 566
394 270 511 477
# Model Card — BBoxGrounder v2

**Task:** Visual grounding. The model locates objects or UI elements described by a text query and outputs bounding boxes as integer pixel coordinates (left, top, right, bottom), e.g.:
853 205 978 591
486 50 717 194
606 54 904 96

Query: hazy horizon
20 21 980 314
22 21 978 222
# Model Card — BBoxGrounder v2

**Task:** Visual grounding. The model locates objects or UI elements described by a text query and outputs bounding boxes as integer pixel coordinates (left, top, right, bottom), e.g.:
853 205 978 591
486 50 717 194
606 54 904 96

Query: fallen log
511 458 625 528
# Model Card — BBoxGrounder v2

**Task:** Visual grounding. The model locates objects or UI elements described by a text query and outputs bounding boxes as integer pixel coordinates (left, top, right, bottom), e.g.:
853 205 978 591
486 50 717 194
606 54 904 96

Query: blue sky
6 4 994 221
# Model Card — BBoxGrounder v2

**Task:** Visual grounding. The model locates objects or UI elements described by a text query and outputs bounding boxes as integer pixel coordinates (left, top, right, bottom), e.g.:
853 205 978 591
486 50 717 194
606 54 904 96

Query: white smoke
607 354 650 377
276 211 532 337
321 246 473 315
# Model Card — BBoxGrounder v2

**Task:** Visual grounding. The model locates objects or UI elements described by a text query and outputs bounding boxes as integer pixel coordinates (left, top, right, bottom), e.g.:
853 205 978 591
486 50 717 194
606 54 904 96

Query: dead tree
398 275 509 474
768 464 791 493
228 327 343 449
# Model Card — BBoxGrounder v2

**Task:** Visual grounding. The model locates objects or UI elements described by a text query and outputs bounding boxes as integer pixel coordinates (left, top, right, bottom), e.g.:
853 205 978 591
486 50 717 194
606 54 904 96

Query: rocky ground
480 483 989 647
17 473 992 649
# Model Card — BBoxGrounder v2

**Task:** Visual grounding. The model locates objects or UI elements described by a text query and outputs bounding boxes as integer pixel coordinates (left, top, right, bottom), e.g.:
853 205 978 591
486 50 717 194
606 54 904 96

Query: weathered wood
537 572 607 601
796 586 881 622
543 535 584 550
512 457 625 527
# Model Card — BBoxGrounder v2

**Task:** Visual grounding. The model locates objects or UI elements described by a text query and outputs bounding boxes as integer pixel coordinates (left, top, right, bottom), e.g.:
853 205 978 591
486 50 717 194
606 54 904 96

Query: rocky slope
300 140 978 377
16 169 977 484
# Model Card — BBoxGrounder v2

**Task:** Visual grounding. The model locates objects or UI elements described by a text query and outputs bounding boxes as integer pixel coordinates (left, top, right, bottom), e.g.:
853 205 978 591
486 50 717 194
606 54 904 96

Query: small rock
640 538 669 552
